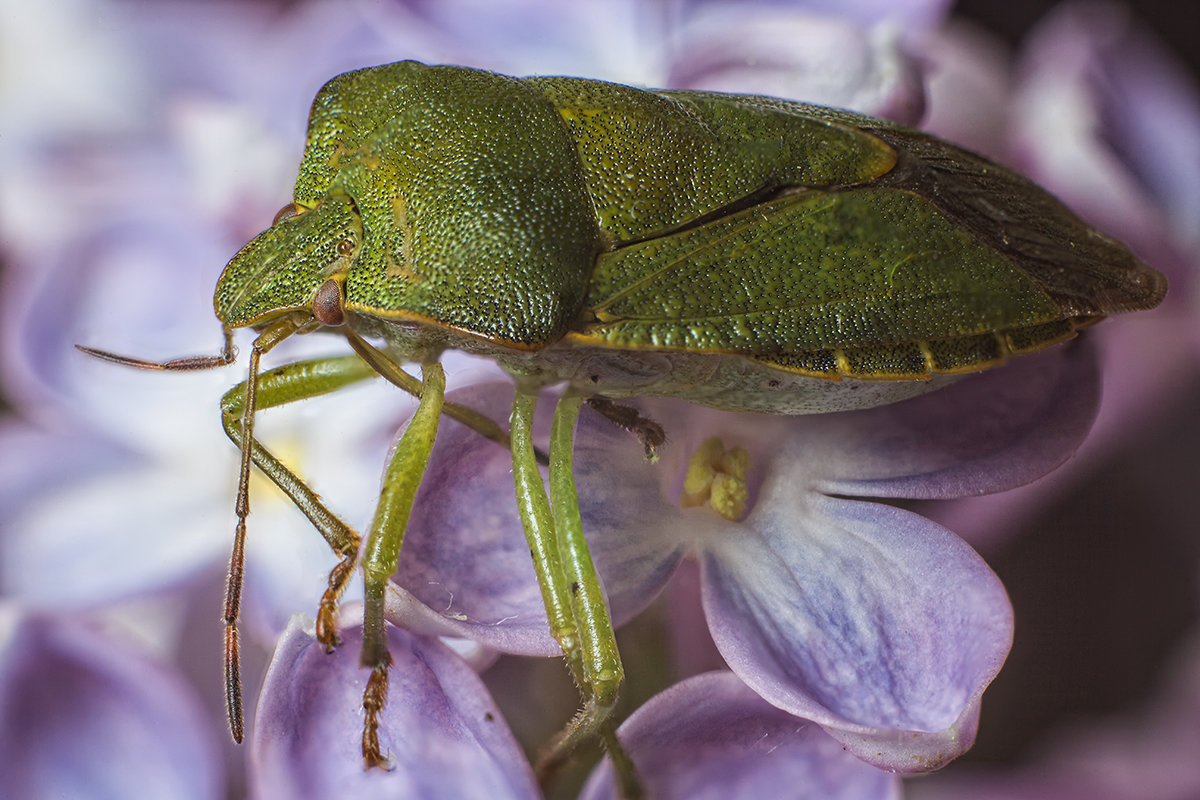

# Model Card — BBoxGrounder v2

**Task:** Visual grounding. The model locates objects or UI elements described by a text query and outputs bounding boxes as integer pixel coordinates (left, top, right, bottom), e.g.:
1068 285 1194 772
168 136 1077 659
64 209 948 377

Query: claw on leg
361 663 392 769
316 548 359 652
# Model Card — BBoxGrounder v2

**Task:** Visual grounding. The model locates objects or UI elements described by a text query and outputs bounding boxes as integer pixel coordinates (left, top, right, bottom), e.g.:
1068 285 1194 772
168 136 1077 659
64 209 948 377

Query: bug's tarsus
361 665 393 769
600 721 644 800
316 551 358 652
585 396 667 460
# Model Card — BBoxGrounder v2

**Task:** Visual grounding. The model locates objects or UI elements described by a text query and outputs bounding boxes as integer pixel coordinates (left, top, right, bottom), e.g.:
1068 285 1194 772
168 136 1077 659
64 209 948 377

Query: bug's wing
525 77 899 245
571 186 1059 352
566 96 1164 376
568 177 1162 377
865 125 1166 317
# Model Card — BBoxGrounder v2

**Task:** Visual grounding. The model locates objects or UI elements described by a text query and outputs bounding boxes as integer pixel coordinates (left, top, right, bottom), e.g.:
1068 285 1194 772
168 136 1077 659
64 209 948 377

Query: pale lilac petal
1076 20 1200 241
1009 3 1200 279
2 457 229 608
390 384 687 655
572 397 695 618
0 607 223 800
0 353 405 632
2 199 234 436
755 0 952 33
581 672 901 800
702 497 1011 772
0 0 151 150
356 0 661 82
250 617 537 800
819 343 1100 499
668 5 927 121
921 20 1015 160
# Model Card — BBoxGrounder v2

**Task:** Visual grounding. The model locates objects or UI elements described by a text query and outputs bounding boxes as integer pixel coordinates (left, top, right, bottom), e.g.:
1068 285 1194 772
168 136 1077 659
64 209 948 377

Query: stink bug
80 61 1166 790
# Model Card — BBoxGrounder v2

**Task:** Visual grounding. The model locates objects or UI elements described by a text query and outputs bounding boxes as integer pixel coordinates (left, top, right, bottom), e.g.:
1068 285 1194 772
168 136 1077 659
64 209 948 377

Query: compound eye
312 279 345 327
336 237 355 256
272 202 304 225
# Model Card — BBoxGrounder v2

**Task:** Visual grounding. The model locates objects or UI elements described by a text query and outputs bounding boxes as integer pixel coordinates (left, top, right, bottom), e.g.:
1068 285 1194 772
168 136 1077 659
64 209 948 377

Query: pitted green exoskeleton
81 60 1165 794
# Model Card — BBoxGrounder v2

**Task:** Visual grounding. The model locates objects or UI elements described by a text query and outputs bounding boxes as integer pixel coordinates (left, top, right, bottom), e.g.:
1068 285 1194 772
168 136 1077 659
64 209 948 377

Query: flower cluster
1 1 1193 798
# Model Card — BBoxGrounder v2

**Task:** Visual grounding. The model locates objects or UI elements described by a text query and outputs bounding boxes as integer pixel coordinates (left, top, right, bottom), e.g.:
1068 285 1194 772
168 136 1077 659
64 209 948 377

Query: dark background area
941 0 1200 767
958 0 1200 81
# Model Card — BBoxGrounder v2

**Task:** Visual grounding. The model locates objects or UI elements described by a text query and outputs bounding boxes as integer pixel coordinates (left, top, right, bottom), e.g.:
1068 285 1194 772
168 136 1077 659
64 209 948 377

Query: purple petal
702 496 1011 771
356 0 662 81
910 630 1200 799
390 383 687 654
675 0 951 33
3 199 234 432
250 617 538 800
667 4 928 122
921 20 1015 160
2 457 230 608
1009 3 1200 281
774 0 952 32
819 342 1100 499
0 607 223 800
581 671 901 800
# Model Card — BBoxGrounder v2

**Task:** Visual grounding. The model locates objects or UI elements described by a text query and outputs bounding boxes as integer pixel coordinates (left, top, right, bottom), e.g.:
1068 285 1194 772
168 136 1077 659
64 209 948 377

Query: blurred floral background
1 0 1197 798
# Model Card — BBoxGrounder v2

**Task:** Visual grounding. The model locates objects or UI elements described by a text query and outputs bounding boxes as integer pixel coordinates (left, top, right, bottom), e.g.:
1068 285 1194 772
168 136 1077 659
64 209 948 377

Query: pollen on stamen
680 436 750 521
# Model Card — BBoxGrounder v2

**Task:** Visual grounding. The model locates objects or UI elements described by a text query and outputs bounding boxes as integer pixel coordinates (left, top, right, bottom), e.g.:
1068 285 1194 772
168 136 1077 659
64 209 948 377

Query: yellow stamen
680 436 750 521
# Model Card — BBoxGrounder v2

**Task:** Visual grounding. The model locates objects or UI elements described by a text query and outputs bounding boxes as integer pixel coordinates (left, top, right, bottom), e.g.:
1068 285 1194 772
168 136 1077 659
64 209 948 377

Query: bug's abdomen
753 317 1086 380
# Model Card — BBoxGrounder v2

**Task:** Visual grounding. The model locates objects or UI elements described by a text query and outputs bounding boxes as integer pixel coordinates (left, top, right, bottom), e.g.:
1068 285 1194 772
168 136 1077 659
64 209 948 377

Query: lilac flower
1007 3 1200 283
1 0 1162 795
358 0 946 116
0 0 433 635
251 618 539 800
326 341 1099 784
902 7 1199 798
0 605 223 799
581 671 902 800
252 629 904 799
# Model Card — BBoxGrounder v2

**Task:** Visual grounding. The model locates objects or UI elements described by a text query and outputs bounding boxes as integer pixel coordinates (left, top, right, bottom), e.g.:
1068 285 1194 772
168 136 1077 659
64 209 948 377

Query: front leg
220 354 377 652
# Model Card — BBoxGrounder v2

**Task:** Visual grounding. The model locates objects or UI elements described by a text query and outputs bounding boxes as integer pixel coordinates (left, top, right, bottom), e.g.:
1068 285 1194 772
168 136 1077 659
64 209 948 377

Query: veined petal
581 671 901 800
390 383 688 655
250 616 538 800
701 496 1011 772
815 343 1100 500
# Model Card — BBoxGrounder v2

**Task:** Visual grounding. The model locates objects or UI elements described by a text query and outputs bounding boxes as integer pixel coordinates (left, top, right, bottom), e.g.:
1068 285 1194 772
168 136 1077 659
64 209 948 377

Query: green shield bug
80 60 1166 788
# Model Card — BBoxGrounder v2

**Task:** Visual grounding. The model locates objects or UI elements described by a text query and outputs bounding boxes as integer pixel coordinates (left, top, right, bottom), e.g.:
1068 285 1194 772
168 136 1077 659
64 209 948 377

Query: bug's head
214 192 363 330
